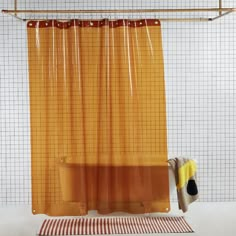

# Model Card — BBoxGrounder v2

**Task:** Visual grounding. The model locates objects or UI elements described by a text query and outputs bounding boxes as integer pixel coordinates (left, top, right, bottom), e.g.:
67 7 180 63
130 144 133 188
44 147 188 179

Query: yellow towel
177 160 197 190
168 158 199 213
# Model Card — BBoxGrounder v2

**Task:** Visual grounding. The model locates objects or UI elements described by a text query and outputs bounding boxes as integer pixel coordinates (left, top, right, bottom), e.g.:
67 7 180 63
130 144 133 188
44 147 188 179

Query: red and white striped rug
38 216 194 235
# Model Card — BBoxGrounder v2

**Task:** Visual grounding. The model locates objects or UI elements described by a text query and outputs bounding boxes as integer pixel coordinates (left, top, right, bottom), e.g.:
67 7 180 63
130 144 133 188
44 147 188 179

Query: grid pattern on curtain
27 18 170 215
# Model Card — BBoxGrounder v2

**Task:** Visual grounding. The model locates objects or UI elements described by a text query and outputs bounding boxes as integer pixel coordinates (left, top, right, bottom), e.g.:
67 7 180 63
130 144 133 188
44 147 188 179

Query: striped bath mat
38 216 194 235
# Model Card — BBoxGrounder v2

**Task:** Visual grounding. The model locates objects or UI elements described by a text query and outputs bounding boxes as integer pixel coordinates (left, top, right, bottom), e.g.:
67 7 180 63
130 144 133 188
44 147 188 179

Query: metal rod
1 11 213 22
2 4 236 22
21 17 212 22
14 0 17 16
2 8 236 14
2 10 212 22
219 0 222 16
210 9 233 21
160 18 211 22
8 12 25 21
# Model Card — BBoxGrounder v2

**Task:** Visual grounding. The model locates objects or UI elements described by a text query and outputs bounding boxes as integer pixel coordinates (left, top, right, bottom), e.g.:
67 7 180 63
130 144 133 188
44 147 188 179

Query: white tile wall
0 0 236 205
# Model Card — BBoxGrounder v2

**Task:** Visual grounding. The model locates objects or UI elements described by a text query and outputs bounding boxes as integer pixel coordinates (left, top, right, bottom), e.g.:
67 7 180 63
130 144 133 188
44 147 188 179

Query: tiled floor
0 202 236 236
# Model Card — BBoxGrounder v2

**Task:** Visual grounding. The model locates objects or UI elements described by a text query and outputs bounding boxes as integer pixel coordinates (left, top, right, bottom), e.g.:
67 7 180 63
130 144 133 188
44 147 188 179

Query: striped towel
38 216 194 235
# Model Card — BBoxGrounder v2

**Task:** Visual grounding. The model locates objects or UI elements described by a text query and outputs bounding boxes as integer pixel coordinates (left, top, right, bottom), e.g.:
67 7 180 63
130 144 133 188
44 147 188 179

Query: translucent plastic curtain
27 19 170 216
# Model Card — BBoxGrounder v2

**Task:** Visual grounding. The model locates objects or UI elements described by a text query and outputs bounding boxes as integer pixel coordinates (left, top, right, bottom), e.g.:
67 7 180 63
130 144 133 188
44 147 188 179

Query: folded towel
168 158 199 212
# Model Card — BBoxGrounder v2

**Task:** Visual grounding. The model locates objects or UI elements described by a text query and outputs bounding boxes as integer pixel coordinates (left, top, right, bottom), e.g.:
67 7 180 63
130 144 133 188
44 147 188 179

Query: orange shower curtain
27 19 170 216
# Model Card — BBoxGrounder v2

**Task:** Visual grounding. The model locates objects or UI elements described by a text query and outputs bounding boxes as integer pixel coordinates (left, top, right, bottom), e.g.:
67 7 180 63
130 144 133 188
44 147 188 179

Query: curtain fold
27 19 170 216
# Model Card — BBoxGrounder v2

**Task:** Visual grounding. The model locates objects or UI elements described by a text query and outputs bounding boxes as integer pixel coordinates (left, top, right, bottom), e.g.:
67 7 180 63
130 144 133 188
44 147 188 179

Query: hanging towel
168 158 199 212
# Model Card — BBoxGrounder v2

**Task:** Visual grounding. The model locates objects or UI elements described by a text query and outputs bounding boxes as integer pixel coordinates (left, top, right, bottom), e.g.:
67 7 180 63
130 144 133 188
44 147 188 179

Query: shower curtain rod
1 8 235 22
2 0 235 22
